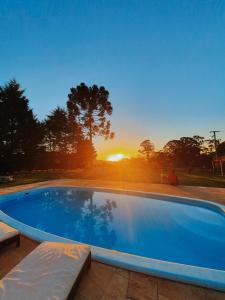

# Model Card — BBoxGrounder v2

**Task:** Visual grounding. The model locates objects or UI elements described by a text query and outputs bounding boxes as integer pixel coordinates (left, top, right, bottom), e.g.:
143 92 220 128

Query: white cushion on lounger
0 241 91 300
0 222 19 242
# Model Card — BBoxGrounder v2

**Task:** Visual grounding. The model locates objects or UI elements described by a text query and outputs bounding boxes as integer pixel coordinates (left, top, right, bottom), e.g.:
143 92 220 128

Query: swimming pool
0 186 225 290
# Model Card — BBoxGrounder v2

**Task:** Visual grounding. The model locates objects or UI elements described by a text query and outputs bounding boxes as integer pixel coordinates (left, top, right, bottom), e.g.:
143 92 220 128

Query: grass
0 162 225 188
176 171 225 188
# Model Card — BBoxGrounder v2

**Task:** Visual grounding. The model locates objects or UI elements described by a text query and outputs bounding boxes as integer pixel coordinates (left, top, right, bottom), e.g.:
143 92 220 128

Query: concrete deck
1 179 225 204
0 179 225 299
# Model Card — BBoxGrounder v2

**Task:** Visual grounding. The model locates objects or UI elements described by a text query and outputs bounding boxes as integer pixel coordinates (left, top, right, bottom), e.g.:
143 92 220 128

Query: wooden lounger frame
66 252 91 300
0 234 20 250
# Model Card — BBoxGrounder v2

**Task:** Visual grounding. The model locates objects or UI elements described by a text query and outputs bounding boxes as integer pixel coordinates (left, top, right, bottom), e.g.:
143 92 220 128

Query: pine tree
67 83 114 144
0 79 43 170
44 107 70 152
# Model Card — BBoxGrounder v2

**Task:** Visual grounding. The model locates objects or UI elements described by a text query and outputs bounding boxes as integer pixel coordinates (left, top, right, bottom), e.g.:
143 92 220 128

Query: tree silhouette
44 107 70 152
163 136 205 167
76 139 97 167
138 139 155 161
67 83 114 144
217 142 225 157
77 193 117 249
0 79 43 171
34 189 117 249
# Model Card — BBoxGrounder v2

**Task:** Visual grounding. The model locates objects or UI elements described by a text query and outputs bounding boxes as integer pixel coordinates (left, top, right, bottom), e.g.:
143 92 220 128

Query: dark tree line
138 135 224 169
0 80 114 172
1 79 223 173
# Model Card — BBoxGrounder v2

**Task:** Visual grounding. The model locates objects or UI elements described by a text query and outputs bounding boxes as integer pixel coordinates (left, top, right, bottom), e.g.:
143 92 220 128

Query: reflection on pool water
0 187 225 271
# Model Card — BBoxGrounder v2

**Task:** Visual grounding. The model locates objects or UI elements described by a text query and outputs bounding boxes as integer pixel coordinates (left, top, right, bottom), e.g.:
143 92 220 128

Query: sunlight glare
107 153 129 161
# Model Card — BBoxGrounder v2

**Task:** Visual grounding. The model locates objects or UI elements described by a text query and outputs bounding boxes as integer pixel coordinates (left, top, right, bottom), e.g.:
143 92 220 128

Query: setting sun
107 153 129 161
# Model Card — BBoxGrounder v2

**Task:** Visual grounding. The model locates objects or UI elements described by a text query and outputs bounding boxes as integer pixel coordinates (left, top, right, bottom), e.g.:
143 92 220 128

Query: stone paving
76 262 225 300
1 236 224 300
0 180 225 299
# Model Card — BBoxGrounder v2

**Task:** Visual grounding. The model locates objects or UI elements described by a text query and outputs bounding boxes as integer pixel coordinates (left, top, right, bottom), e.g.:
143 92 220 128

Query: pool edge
0 186 225 292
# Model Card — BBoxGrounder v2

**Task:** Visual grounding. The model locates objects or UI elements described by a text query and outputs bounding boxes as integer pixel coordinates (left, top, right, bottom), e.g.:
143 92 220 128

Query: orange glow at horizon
107 153 130 161
97 144 136 161
95 136 138 161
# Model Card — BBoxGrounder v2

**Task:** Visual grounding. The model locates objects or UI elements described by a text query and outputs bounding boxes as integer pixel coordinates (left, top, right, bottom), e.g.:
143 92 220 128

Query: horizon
1 0 225 159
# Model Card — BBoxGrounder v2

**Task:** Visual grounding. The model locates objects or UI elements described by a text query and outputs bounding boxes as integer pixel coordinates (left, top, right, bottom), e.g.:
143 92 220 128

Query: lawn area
176 171 225 188
1 163 224 188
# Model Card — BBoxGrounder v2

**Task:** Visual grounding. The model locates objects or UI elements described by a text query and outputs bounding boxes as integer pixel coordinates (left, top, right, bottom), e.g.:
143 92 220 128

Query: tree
76 139 97 167
217 142 225 157
192 135 207 153
0 79 43 171
138 139 155 161
44 107 70 152
67 83 114 144
163 136 205 167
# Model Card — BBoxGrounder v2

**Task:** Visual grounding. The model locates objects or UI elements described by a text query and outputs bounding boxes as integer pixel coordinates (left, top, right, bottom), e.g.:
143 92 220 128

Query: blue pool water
0 187 225 271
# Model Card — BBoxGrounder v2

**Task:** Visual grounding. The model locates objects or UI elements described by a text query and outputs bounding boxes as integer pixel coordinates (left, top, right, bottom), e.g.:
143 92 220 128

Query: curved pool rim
0 185 225 292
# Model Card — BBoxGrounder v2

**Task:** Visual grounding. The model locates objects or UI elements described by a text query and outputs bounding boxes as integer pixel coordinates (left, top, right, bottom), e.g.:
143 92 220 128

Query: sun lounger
0 222 20 249
0 176 14 183
0 241 91 300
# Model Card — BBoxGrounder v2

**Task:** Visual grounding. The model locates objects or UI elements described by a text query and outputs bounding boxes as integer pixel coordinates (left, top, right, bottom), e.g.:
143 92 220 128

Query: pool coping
0 185 225 292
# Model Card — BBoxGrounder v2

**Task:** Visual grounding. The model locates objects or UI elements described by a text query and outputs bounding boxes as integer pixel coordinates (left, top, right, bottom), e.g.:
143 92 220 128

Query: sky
1 0 225 159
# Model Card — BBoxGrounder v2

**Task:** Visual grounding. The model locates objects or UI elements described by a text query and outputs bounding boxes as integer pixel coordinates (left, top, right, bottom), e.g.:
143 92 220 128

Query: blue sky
1 0 225 158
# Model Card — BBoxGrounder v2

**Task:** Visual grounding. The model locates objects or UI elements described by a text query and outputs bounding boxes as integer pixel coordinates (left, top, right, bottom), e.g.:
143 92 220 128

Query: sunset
107 153 130 161
0 1 225 300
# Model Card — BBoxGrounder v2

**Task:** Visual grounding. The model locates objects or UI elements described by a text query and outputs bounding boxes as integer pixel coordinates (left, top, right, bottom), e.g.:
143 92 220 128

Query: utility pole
209 130 223 176
209 130 220 159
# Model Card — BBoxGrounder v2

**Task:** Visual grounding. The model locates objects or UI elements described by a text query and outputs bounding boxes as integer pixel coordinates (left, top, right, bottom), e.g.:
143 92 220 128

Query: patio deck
1 179 225 205
0 180 225 299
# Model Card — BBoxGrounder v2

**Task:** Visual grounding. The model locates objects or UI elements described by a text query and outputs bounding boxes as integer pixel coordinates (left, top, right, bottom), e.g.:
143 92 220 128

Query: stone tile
185 286 209 300
203 289 225 300
76 272 105 300
158 278 188 300
0 235 38 278
158 296 168 300
157 279 223 300
115 268 130 279
186 287 225 300
102 271 129 299
101 296 128 300
73 292 88 300
127 272 158 300
77 261 115 300
158 277 225 300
